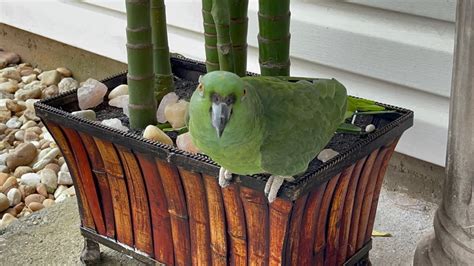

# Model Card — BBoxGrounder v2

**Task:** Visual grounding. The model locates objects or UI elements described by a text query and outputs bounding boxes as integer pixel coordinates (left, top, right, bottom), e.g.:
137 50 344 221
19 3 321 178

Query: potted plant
34 0 413 265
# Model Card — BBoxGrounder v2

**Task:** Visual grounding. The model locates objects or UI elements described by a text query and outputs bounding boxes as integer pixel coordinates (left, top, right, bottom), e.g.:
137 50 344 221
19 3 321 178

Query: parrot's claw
218 167 233 187
264 175 295 203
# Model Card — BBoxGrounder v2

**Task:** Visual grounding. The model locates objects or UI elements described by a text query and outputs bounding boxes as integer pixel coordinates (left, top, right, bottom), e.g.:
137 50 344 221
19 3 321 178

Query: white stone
0 99 9 111
20 120 36 130
317 148 340 163
21 172 41 187
7 188 21 206
365 124 376 133
40 169 58 193
32 147 60 171
164 100 189 129
156 92 179 123
108 95 128 108
58 77 79 93
77 78 107 110
38 70 61 86
42 131 54 141
108 84 128 100
176 132 200 154
21 74 37 84
54 185 68 199
6 117 22 129
25 99 39 111
142 125 173 146
57 171 73 186
101 118 128 132
55 193 68 203
71 110 96 121
60 163 68 173
0 80 18 93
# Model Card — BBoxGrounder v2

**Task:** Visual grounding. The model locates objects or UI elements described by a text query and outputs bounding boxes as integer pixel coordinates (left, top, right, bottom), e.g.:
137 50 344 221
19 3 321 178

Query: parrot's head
192 71 248 138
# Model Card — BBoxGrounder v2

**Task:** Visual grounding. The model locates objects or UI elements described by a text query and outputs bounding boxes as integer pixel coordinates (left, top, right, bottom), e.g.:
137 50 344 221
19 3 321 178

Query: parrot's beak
211 102 232 138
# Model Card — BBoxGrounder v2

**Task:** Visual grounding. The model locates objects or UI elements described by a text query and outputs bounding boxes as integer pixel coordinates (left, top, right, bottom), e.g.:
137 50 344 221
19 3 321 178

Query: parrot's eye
243 89 247 96
225 95 235 105
197 83 204 96
211 93 219 103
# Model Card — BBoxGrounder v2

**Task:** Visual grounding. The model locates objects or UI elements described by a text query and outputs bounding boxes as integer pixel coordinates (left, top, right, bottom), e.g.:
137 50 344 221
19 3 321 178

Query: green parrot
188 71 373 202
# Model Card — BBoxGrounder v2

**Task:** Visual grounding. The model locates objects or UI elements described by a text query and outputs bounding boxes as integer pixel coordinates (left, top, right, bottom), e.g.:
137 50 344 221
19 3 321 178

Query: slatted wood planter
35 56 413 265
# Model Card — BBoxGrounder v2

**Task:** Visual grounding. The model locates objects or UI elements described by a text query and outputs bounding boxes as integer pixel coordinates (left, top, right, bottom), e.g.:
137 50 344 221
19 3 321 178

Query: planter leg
80 238 101 264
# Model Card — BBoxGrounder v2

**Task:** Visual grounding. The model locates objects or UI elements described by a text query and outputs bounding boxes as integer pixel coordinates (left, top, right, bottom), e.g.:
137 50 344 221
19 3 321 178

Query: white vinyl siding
0 0 453 166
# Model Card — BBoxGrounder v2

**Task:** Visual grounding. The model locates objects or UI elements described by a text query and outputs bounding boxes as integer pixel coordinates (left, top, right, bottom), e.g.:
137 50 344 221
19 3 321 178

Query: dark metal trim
80 227 162 265
344 239 373 266
35 55 414 201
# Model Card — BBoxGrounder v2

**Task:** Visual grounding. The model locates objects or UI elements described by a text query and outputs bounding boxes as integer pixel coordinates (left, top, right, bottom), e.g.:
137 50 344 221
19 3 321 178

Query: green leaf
337 123 362 133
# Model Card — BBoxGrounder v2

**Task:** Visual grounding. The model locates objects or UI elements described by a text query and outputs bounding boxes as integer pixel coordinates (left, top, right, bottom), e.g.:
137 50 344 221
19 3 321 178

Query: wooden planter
35 56 413 265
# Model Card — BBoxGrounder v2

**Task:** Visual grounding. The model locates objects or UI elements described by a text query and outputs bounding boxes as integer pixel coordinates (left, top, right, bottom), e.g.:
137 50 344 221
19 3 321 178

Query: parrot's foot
264 175 295 203
218 167 233 187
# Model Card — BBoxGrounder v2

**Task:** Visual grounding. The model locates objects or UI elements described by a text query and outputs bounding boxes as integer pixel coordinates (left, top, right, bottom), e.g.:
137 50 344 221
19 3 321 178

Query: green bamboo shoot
211 0 235 72
151 0 174 101
258 0 291 76
126 0 157 128
202 0 220 72
229 0 248 76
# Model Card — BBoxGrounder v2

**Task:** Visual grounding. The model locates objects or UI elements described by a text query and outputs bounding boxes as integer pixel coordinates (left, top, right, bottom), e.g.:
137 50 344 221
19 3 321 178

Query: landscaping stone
56 67 72 77
24 193 45 206
164 100 188 129
6 117 22 129
57 171 73 186
317 148 339 163
42 198 55 208
71 110 96 121
20 185 36 201
157 92 179 123
6 142 37 169
109 94 128 108
1 176 18 194
0 80 18 93
36 183 48 198
58 77 78 93
0 213 17 227
7 188 21 206
32 147 60 171
13 166 33 178
77 78 107 110
143 125 173 145
176 132 200 154
44 163 60 174
0 193 9 212
101 118 128 132
20 173 41 187
28 202 44 212
40 169 58 193
54 185 68 199
41 84 59 99
108 84 128 99
38 70 61 86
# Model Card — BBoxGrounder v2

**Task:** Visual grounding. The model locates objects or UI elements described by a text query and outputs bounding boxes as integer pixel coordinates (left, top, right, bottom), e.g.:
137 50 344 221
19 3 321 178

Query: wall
0 0 455 166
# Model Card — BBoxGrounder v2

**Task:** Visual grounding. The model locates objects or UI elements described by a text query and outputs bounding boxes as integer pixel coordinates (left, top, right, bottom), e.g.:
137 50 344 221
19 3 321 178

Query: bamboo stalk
258 0 291 76
202 0 220 72
211 0 235 72
150 0 174 100
126 0 157 128
229 0 248 76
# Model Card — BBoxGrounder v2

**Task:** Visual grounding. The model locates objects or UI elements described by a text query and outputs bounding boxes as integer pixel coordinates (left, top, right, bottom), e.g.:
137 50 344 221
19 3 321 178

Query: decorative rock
17 206 32 218
57 171 73 186
20 173 41 187
40 169 58 193
0 123 7 134
24 193 46 206
25 99 39 111
24 131 38 142
317 148 340 163
71 110 96 121
0 213 17 227
6 117 22 129
1 69 21 81
6 188 21 206
28 202 44 212
1 176 18 194
55 193 68 203
6 100 26 113
101 118 128 132
0 153 7 166
38 70 61 86
143 125 173 145
44 163 60 174
77 78 107 110
42 131 54 142
23 80 43 91
32 147 60 171
41 85 59 99
14 130 24 141
58 157 65 166
0 193 9 212
0 110 11 122
108 84 128 100
164 100 188 129
20 120 36 130
4 207 17 217
60 163 68 172
21 74 37 84
108 95 128 108
20 68 34 76
43 198 55 208
64 186 76 196
56 67 72 77
13 202 25 214
14 166 33 178
365 124 376 133
0 99 8 111
176 132 200 154
0 165 8 173
36 183 48 198
0 173 8 186
6 143 37 169
54 185 68 199
58 77 78 93
20 185 36 200
157 92 179 123
0 80 18 93
15 87 42 101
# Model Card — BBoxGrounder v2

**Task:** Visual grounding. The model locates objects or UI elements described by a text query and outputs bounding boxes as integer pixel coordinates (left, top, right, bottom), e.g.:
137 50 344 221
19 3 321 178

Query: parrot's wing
245 77 347 176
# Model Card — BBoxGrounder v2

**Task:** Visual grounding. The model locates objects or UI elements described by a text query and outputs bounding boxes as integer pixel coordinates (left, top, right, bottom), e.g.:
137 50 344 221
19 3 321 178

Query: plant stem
211 0 235 72
125 0 157 129
150 0 174 101
202 0 220 72
258 0 291 76
229 0 248 76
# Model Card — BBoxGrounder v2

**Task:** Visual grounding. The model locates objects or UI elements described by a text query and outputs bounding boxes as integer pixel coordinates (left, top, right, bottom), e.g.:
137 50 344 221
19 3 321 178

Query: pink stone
176 132 200 154
156 92 179 123
77 78 107 110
